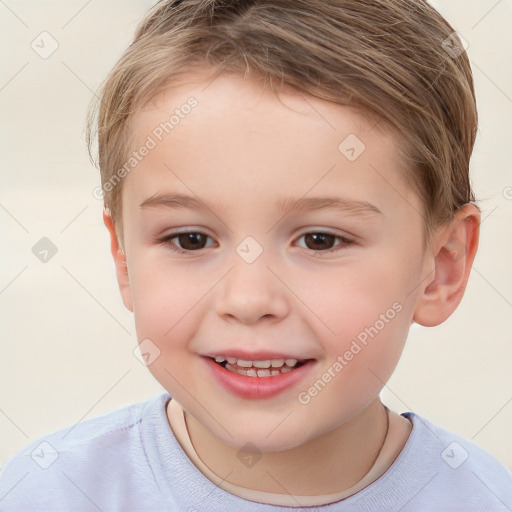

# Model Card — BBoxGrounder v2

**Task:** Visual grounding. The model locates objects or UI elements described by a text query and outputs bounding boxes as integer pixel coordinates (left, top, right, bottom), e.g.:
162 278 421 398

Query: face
118 71 429 452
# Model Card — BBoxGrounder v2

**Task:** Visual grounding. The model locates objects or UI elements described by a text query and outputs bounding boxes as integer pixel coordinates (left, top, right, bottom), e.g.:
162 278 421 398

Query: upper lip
201 350 314 361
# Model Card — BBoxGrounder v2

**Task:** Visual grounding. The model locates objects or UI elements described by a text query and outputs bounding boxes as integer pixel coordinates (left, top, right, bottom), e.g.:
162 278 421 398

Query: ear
103 210 133 312
413 203 480 327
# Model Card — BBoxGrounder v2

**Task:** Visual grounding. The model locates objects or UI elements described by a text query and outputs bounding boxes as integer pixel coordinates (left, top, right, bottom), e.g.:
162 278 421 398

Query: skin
104 70 480 495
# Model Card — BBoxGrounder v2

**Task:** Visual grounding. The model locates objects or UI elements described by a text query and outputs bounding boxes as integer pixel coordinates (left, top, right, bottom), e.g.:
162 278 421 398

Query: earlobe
103 210 133 312
413 204 480 327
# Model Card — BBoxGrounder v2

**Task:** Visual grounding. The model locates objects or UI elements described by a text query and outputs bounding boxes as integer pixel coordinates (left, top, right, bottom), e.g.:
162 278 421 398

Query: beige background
1 0 511 471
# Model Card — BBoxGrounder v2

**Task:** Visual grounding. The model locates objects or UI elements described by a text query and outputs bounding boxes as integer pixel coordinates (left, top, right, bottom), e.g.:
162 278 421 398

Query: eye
157 231 215 254
157 230 354 255
296 232 354 254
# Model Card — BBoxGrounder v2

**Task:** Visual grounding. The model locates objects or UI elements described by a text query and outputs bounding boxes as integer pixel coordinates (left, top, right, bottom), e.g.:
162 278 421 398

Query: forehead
131 70 393 152
123 71 420 222
137 71 382 138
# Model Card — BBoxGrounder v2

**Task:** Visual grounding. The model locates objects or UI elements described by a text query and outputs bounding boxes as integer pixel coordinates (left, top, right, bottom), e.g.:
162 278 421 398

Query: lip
202 356 316 400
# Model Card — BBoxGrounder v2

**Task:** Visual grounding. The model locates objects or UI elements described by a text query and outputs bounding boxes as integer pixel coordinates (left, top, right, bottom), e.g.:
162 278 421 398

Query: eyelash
156 230 355 256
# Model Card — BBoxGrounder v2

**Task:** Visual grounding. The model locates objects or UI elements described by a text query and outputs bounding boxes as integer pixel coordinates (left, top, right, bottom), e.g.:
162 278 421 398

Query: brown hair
87 0 479 249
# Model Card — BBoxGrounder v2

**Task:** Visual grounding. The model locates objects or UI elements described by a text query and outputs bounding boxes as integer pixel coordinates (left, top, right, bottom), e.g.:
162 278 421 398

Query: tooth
270 370 280 376
253 360 271 368
271 359 285 367
256 369 271 377
215 356 226 363
227 357 237 364
246 369 257 377
285 359 298 367
281 367 292 373
237 359 252 367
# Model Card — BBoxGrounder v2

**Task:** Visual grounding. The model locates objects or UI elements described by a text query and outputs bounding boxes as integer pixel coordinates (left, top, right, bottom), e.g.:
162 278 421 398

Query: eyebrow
276 195 383 217
139 193 383 218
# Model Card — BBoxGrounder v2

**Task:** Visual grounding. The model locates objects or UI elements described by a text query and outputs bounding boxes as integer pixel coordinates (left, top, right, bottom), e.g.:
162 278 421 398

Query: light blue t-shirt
1 391 511 511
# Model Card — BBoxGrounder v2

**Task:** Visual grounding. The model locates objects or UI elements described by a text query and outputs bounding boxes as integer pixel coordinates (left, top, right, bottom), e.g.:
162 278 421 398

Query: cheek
128 258 206 398
128 263 202 389
291 254 409 337
128 252 202 334
297 307 410 428
293 251 414 388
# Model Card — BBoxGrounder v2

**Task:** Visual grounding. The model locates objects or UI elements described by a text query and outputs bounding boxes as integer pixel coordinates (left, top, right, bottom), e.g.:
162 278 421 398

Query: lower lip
202 357 315 400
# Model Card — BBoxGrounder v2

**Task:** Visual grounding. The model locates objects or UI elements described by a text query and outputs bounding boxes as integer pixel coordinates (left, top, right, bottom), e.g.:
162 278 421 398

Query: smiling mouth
209 356 310 377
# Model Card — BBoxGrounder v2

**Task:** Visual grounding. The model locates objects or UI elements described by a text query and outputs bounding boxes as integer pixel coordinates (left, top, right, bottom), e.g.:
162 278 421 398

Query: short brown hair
87 0 479 249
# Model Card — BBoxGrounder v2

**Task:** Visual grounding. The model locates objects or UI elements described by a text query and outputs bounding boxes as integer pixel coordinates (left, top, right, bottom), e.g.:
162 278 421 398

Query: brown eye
296 232 354 255
175 232 208 250
303 233 336 251
158 231 215 254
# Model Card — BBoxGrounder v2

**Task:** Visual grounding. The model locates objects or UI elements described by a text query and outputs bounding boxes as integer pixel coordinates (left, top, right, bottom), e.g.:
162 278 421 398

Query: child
1 0 511 510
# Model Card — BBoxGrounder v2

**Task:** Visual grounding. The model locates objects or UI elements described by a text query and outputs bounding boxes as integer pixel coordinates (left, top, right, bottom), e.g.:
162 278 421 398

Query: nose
215 256 290 325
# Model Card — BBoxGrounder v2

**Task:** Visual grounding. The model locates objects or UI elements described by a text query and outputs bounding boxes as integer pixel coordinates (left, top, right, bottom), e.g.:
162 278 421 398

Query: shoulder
390 412 512 510
0 392 170 510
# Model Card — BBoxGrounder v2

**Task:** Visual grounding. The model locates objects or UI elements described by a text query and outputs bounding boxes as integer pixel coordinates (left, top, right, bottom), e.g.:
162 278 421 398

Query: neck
184 397 389 496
